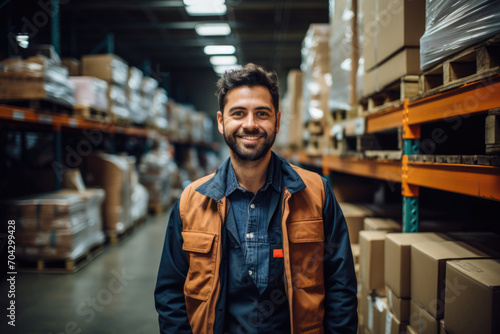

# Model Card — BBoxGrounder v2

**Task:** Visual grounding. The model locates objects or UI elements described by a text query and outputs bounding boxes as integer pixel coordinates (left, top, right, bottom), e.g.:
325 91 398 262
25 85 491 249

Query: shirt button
248 270 253 276
246 233 254 239
250 204 255 209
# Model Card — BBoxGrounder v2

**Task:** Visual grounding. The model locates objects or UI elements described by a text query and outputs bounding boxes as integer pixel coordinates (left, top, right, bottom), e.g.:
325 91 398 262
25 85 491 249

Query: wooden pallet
330 125 402 159
17 243 105 274
112 114 132 126
105 215 148 245
408 154 500 166
360 75 419 115
1 98 74 115
74 105 111 123
486 110 500 154
417 33 500 99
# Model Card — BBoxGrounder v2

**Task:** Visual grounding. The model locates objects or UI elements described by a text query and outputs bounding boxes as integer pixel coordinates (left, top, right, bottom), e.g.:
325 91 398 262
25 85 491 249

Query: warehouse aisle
12 211 170 334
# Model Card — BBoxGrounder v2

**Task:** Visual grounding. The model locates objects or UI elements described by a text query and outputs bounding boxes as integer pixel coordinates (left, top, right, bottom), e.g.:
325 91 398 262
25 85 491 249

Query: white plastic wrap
150 88 168 129
0 57 76 106
329 0 359 111
420 0 500 71
301 24 331 124
70 76 109 110
108 84 130 120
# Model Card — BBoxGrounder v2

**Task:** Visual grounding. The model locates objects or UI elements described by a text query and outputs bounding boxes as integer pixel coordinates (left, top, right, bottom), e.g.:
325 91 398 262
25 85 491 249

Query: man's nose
242 113 258 130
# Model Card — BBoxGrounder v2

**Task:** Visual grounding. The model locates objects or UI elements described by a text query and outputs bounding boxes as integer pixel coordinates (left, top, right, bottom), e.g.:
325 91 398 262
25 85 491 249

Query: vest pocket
182 231 217 301
287 219 325 289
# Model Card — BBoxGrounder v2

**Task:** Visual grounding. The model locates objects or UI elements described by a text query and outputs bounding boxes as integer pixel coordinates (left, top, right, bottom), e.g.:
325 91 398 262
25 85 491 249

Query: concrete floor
1 211 169 334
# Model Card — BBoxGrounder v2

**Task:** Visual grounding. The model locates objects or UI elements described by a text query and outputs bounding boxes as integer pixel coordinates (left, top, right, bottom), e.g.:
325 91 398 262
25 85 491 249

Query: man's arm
322 178 358 333
154 199 193 334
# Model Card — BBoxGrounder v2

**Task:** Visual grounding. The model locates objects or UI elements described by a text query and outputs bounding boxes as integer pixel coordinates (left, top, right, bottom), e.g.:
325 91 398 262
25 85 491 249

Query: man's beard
223 127 276 162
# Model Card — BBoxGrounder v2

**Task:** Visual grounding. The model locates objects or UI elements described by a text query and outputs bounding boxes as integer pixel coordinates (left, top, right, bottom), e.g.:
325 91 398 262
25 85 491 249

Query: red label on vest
273 248 284 258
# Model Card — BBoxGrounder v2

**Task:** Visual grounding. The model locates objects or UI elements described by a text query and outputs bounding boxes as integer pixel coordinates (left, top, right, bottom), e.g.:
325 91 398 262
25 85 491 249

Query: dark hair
215 63 279 113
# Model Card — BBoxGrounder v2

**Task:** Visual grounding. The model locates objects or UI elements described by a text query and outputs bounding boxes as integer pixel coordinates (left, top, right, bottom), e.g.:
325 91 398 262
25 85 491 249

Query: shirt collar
225 152 282 197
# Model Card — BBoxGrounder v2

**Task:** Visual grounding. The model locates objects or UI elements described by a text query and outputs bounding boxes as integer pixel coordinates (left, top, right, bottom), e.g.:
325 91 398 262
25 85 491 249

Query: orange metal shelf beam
407 162 500 201
297 151 323 168
0 104 158 137
323 155 401 182
365 105 403 133
408 75 500 125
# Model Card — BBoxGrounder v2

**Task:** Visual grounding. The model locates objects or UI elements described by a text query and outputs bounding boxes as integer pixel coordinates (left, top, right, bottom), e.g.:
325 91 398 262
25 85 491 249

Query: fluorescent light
213 65 242 75
204 45 235 55
210 56 237 66
195 23 231 36
185 2 226 16
183 0 224 5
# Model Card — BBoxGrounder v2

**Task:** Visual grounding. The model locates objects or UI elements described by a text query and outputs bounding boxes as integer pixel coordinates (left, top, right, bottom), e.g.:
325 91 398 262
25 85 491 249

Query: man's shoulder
182 173 215 198
288 163 325 186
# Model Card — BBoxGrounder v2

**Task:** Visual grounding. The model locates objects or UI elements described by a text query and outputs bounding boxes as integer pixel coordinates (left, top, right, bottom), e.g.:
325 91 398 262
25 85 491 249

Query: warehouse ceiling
2 0 329 109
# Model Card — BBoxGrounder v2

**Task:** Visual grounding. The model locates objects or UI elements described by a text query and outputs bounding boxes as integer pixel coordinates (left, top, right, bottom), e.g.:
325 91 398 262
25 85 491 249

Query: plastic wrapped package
139 144 179 207
329 0 359 111
108 84 130 121
0 56 76 106
176 104 194 141
127 67 145 124
301 24 331 124
141 77 159 124
70 76 109 110
420 0 500 71
81 54 129 86
86 153 132 233
150 88 168 129
130 183 149 223
6 191 91 260
167 100 181 138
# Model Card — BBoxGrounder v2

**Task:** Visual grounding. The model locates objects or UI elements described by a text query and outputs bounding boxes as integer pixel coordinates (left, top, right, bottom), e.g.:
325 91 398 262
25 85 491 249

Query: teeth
242 136 260 140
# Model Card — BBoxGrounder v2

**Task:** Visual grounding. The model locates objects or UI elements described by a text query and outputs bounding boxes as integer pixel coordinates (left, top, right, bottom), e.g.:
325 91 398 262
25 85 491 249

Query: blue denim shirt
225 156 281 294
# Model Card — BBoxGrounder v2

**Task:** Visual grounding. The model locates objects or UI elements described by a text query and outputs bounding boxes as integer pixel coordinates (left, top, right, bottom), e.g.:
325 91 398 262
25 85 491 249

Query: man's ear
217 111 224 135
275 110 282 134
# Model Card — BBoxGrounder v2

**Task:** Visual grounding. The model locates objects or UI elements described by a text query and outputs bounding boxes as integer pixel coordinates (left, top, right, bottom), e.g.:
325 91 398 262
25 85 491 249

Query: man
155 63 357 333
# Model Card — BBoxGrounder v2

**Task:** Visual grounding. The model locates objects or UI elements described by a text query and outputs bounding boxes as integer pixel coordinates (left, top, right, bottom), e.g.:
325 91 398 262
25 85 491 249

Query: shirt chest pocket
287 219 325 289
182 231 218 301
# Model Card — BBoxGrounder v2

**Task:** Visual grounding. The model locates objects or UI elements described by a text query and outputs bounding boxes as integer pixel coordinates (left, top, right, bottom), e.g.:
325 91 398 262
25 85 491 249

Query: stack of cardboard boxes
355 230 500 334
8 190 104 262
0 54 75 106
361 0 425 99
301 24 331 156
85 152 132 234
283 69 303 150
81 54 130 122
140 76 159 125
126 66 145 124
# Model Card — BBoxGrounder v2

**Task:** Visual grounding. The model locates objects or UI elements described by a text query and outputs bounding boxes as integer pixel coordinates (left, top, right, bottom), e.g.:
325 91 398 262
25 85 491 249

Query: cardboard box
362 67 377 97
411 241 488 319
439 319 447 334
62 57 80 76
406 325 418 334
362 0 377 71
363 218 401 232
410 300 439 334
444 259 500 334
81 54 128 86
386 286 410 323
339 203 374 244
360 231 387 293
385 233 449 298
352 243 360 264
377 47 420 89
367 295 387 334
359 283 370 328
384 310 408 334
377 0 425 65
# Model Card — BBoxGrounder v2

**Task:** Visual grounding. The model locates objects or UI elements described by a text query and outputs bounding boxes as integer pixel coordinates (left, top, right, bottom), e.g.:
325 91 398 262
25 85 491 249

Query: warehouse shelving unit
298 75 500 232
0 103 217 193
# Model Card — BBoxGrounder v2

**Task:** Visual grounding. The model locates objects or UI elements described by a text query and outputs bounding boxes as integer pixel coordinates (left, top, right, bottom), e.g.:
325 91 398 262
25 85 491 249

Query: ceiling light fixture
184 0 226 16
209 56 237 66
204 45 236 55
195 23 231 36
